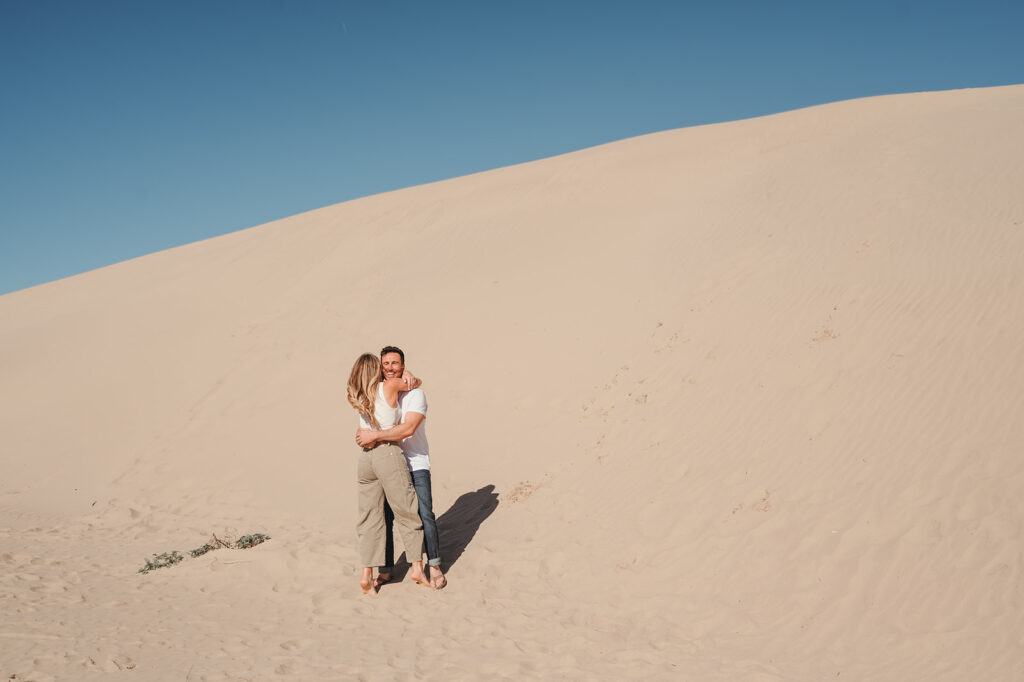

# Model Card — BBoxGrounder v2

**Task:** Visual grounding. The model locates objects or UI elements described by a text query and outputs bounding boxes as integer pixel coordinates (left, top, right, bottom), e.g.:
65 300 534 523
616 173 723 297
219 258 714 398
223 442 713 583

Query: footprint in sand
81 654 136 672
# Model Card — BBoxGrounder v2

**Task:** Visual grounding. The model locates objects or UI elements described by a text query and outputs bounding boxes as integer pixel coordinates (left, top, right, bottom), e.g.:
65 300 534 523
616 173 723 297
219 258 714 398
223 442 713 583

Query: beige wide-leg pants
356 444 423 568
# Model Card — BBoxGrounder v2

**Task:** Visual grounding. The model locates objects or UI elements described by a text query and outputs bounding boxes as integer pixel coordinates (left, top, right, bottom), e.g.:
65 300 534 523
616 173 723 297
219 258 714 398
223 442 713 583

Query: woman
347 352 432 593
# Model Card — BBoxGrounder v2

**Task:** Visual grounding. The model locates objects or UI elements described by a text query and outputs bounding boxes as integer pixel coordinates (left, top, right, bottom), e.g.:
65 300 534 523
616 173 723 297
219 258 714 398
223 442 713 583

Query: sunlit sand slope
2 84 1023 681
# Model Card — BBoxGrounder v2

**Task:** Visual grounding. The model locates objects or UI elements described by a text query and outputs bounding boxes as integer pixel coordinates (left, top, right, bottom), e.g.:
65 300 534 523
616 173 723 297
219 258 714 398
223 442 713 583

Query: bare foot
360 568 375 594
429 566 447 590
373 572 391 591
409 564 433 588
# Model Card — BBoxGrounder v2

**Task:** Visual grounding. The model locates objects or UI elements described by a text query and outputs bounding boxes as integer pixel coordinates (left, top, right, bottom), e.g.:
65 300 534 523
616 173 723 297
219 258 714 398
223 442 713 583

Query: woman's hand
401 369 421 390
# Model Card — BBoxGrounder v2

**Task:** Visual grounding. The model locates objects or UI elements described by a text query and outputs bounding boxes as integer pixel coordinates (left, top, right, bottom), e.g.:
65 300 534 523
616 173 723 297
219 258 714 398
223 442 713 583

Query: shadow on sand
391 484 499 579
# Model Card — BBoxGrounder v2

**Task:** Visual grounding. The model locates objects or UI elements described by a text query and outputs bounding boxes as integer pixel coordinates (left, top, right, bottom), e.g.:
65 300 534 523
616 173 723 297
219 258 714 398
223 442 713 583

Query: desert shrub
138 532 270 574
236 533 270 549
138 551 183 574
189 543 216 558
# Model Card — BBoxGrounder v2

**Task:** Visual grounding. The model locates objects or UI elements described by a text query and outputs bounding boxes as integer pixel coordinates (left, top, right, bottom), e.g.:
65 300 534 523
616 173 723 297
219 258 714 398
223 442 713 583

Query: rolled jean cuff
427 557 441 568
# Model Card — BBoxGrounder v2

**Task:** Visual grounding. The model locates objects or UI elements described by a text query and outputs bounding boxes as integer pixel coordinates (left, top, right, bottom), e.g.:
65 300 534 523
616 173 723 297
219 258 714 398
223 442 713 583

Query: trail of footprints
579 321 691 463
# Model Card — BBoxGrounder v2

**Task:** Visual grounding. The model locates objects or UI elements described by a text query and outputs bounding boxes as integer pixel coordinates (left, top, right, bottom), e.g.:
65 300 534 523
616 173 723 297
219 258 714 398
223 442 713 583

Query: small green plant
189 543 216 558
138 532 270 575
236 533 270 549
138 551 183 574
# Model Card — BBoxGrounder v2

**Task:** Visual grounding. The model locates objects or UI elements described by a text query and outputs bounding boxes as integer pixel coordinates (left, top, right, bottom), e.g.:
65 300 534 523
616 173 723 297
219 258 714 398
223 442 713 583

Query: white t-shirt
397 388 430 471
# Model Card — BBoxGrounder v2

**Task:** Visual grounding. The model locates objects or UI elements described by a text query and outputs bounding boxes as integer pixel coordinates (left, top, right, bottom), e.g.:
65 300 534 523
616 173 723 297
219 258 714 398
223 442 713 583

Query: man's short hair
380 345 405 364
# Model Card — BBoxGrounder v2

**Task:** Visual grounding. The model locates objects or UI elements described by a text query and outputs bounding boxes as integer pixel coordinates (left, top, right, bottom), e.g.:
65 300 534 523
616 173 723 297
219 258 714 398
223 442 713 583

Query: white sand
2 83 1023 680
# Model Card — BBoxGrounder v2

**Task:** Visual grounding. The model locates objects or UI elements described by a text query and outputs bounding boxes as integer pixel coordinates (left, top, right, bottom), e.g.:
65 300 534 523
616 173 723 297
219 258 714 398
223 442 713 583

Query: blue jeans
383 469 441 569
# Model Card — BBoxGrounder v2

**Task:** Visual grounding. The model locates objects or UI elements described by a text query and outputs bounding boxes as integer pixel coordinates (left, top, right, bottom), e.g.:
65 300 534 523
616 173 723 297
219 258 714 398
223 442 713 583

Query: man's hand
358 413 423 448
355 429 377 448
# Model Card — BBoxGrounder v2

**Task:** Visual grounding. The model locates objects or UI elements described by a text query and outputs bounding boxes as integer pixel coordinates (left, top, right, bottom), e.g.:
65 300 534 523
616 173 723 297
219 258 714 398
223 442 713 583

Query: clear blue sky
2 1 1022 295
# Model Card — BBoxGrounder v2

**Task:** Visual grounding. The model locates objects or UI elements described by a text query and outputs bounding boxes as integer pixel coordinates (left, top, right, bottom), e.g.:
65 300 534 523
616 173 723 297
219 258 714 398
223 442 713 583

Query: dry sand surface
2 84 1024 681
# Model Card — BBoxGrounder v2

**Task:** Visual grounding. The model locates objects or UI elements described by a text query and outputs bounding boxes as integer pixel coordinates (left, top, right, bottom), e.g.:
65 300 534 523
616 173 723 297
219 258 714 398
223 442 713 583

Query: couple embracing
346 346 446 593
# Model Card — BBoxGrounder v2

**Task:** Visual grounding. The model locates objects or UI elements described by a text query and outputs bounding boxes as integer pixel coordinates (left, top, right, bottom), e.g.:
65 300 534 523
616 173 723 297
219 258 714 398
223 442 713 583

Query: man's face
381 352 404 380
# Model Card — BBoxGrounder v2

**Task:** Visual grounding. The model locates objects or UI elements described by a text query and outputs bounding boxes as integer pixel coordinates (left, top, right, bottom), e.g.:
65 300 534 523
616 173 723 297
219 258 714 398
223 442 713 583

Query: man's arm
356 412 425 447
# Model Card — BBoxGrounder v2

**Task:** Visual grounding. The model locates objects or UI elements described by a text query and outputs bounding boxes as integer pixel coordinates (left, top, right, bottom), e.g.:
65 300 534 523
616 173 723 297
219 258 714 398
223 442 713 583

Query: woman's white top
358 382 398 430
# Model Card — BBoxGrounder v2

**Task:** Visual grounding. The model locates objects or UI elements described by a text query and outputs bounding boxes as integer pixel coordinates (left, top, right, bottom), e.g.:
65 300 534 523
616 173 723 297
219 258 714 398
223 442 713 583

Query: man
355 346 446 589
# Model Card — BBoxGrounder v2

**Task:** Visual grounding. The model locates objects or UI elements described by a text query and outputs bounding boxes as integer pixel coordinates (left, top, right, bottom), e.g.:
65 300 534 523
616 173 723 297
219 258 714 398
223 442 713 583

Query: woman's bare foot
429 566 447 590
409 562 433 588
360 568 375 594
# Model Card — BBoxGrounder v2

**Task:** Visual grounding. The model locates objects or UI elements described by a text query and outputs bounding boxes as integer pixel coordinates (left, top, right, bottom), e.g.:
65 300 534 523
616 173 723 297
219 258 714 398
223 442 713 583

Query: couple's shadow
388 484 499 579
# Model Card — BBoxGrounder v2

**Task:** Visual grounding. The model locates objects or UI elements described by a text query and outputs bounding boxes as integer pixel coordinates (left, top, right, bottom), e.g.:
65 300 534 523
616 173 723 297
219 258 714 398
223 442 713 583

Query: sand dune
2 84 1023 680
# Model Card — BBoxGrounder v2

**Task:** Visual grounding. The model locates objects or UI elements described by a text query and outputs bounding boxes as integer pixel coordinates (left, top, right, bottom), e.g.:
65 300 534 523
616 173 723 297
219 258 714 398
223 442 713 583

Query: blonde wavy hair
347 353 383 429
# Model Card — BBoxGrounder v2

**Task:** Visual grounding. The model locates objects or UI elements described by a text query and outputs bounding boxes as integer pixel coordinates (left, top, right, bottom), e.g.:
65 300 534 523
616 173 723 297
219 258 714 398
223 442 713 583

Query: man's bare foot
373 572 391 590
429 566 447 590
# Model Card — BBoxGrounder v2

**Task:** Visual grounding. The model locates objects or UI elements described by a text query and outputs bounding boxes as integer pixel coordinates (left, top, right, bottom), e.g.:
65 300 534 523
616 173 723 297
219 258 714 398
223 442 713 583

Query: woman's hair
347 353 383 429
